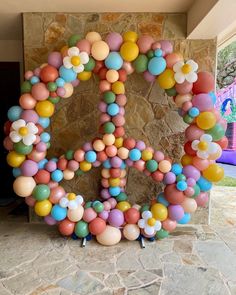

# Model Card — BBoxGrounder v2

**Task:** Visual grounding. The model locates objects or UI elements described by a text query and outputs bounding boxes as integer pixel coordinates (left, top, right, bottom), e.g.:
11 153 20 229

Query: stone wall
23 13 216 223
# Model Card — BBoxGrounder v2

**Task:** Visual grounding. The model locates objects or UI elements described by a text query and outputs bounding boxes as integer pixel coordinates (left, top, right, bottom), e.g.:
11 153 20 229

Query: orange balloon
89 217 106 235
58 218 75 236
40 65 59 83
19 93 36 109
162 218 177 232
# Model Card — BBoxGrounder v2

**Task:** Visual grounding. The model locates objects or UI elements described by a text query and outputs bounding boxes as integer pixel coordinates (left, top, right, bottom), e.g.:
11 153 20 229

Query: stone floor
0 185 236 295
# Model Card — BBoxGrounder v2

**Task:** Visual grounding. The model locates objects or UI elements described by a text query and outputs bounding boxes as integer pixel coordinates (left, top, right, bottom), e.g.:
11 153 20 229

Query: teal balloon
148 57 166 75
92 201 104 213
140 204 150 213
178 213 191 224
155 229 169 239
192 184 201 198
197 176 212 192
13 142 33 155
207 123 225 141
7 106 22 121
75 221 89 238
59 66 77 82
33 184 50 201
116 192 128 201
146 160 158 172
133 54 148 73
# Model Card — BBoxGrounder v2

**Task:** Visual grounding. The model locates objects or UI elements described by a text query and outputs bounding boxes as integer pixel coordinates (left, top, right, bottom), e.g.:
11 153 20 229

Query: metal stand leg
140 236 145 249
81 238 87 248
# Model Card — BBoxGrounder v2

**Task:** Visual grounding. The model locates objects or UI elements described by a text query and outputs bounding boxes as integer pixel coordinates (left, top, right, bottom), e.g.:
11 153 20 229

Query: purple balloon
71 79 80 87
186 177 196 187
48 52 63 69
101 188 110 200
143 71 156 82
108 209 124 227
36 141 47 152
99 210 109 220
126 159 133 167
93 160 101 167
106 32 123 51
21 110 39 123
44 214 57 225
164 172 176 184
168 205 184 221
110 156 122 168
192 94 213 111
182 165 201 181
98 101 107 112
135 140 146 151
45 160 57 172
56 87 66 97
159 40 173 56
21 160 38 176
83 142 93 151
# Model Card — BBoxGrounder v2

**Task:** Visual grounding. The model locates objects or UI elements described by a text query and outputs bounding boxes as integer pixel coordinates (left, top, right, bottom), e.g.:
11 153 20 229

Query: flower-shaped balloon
63 47 89 73
9 119 38 146
173 59 198 83
59 193 84 210
138 210 161 235
191 134 219 159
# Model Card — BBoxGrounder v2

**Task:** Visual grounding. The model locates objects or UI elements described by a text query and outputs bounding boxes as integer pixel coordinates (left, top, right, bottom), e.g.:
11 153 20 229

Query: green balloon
68 34 82 47
103 91 116 104
103 122 115 134
33 184 50 201
146 160 158 172
116 192 128 202
75 169 84 176
47 82 57 92
133 54 148 73
165 87 177 97
176 174 186 182
75 221 89 238
84 57 96 71
21 81 32 93
207 123 225 141
140 204 150 213
85 201 92 209
65 150 74 160
92 201 104 213
13 142 33 155
155 229 169 239
147 50 154 59
192 184 200 198
183 114 194 124
48 96 60 104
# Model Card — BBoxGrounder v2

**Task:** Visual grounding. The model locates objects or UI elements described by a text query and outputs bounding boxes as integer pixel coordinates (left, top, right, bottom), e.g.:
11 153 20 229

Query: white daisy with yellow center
59 193 84 210
138 210 161 236
191 134 219 159
9 119 38 146
173 59 198 84
63 47 89 73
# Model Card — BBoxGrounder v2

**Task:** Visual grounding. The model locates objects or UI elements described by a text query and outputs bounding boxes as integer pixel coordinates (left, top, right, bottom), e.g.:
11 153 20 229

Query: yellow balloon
196 112 216 130
151 203 168 221
80 161 92 172
181 154 193 166
109 178 121 187
116 201 131 212
35 100 55 117
61 45 69 56
77 71 92 81
123 31 138 43
141 150 153 161
157 69 176 89
7 151 25 167
111 81 125 94
114 137 123 148
35 200 52 217
120 41 139 62
202 163 224 182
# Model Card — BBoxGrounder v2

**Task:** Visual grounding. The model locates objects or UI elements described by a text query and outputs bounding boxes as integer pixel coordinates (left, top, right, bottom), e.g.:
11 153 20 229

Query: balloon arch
4 31 227 246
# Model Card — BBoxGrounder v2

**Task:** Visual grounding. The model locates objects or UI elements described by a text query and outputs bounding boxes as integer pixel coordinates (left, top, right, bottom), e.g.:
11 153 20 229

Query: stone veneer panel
23 13 216 223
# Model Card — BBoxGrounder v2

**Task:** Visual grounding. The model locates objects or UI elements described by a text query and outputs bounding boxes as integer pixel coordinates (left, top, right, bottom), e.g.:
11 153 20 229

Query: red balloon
97 151 108 162
57 158 68 170
88 217 106 235
93 61 104 74
35 124 44 135
123 138 136 149
216 136 228 149
58 219 75 236
4 121 12 135
124 208 140 224
184 141 197 156
164 184 185 204
98 68 108 80
152 171 164 182
114 127 125 137
118 69 127 82
110 168 121 178
34 169 50 184
192 71 214 94
40 65 59 83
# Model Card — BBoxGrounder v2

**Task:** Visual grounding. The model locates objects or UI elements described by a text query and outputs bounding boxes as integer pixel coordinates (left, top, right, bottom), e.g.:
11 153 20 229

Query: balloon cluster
3 31 227 246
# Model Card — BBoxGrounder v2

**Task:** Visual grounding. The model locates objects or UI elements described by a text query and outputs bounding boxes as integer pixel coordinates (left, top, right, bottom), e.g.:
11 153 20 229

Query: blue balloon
109 186 121 196
197 176 212 192
105 52 123 70
56 77 65 87
188 107 199 118
176 180 187 191
209 91 216 105
12 168 21 177
85 151 97 163
7 106 22 121
156 192 169 207
51 169 63 182
38 117 50 128
51 204 67 221
59 66 77 82
40 132 50 143
129 148 141 161
107 103 119 116
148 57 166 75
120 162 126 169
171 163 182 175
154 49 163 57
178 213 191 224
38 159 48 169
103 159 111 169
30 76 40 85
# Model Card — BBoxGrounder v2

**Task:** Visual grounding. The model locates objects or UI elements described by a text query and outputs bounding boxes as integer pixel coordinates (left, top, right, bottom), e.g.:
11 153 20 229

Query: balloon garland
4 31 227 246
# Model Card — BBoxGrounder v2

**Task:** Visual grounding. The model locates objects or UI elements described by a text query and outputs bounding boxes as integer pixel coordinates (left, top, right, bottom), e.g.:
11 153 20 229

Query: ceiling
0 0 195 40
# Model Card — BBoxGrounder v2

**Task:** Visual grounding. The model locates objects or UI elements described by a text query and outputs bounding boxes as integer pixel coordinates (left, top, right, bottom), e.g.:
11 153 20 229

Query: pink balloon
137 35 154 53
44 215 57 225
175 81 193 95
31 82 49 101
21 110 39 123
195 192 209 207
106 32 123 51
76 39 91 54
159 40 173 55
162 218 177 231
185 124 204 141
25 196 36 207
192 94 213 111
83 208 97 222
48 52 62 69
143 71 156 82
49 186 65 204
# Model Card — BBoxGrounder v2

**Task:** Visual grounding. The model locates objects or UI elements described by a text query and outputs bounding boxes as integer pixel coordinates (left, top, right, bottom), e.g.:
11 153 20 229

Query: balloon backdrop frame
4 31 227 246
